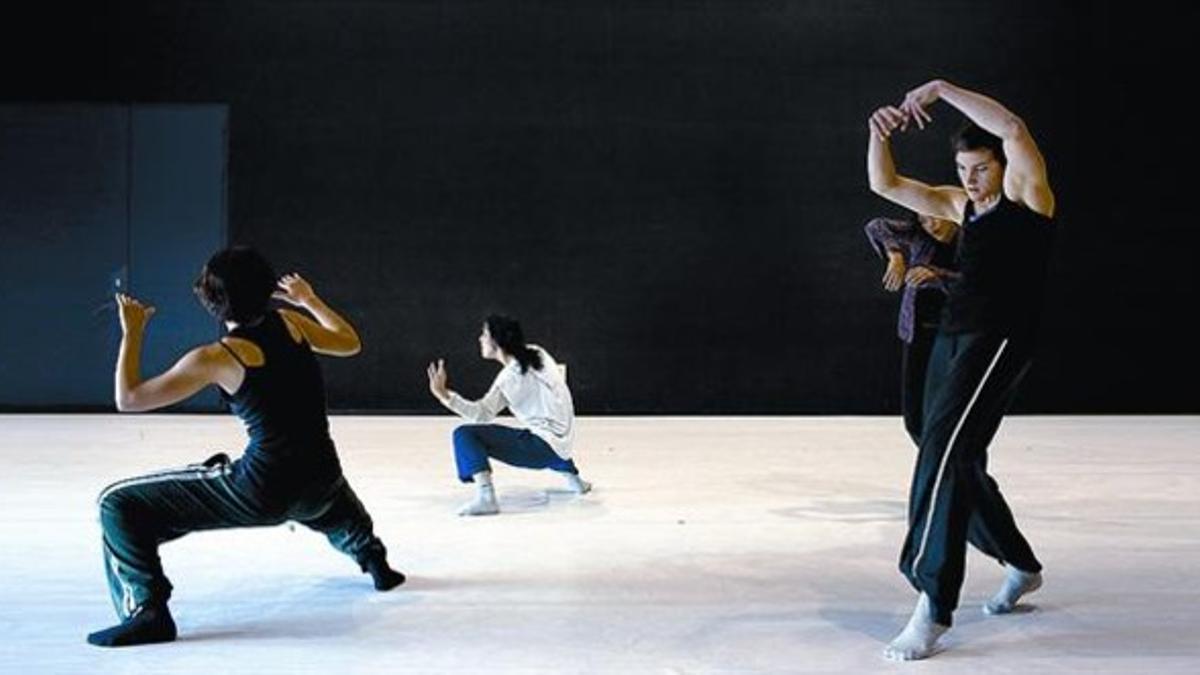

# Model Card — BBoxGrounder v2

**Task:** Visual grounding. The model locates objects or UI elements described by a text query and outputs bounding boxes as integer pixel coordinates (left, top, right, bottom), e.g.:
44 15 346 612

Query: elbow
1000 115 1027 141
342 332 362 356
328 334 362 357
115 393 143 413
869 180 895 199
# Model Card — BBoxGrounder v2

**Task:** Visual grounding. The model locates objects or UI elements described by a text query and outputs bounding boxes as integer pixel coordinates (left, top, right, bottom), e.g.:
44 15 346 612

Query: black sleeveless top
220 311 342 502
941 198 1055 340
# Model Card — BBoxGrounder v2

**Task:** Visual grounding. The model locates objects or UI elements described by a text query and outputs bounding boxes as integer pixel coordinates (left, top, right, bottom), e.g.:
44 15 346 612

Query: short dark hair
951 122 1006 166
484 314 543 374
193 246 276 323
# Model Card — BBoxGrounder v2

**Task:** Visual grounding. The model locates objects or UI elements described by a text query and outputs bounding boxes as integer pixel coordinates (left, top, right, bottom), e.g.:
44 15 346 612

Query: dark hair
950 122 1006 166
484 314 542 374
193 246 277 323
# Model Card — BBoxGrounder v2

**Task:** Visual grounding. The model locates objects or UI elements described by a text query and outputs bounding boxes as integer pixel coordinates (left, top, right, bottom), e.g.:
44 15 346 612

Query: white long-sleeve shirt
445 345 576 459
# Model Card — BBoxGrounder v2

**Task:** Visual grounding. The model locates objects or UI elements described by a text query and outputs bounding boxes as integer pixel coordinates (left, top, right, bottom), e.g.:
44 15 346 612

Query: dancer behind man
867 79 1056 660
864 212 959 446
88 247 405 647
426 314 589 516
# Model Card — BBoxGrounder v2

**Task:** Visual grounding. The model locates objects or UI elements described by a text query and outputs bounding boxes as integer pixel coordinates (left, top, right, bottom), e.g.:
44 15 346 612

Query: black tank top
914 238 957 329
941 198 1055 340
220 311 341 501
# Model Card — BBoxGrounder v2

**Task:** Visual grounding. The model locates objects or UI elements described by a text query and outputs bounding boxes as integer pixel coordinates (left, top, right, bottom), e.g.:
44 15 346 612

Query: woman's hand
115 293 156 335
905 265 941 287
272 273 317 307
427 359 450 401
883 252 907 292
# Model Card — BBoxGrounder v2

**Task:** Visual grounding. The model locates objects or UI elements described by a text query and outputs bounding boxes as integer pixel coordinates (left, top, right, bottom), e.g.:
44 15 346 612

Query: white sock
561 472 592 494
459 472 499 516
883 593 949 661
984 565 1043 615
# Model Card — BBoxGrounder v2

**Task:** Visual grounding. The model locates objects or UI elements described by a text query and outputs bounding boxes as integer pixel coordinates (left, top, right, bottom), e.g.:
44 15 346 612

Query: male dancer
867 79 1055 660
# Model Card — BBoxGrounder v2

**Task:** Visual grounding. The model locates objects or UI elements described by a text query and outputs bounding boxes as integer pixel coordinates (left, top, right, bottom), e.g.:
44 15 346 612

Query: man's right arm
867 110 966 222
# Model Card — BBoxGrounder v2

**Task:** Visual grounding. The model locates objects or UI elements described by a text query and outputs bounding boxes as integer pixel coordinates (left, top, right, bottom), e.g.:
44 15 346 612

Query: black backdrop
4 1 1197 413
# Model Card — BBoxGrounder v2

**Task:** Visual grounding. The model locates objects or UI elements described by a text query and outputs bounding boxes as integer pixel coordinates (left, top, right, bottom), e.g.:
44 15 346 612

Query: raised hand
272 273 317 307
869 105 910 141
115 293 156 335
426 359 450 400
899 79 943 130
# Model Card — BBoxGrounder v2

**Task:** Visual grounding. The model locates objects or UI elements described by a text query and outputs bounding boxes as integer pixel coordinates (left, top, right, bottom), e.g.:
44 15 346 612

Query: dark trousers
453 424 578 483
898 331 1042 626
97 453 388 619
900 325 938 446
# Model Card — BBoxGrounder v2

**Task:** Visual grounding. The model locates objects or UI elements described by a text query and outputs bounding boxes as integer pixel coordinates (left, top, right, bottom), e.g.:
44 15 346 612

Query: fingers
870 106 910 140
881 269 901 292
899 99 932 130
905 267 936 286
427 360 447 379
114 293 153 310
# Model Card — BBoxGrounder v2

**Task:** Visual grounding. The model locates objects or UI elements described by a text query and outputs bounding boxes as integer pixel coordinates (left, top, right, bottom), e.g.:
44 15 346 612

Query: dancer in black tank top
87 247 405 647
867 79 1056 661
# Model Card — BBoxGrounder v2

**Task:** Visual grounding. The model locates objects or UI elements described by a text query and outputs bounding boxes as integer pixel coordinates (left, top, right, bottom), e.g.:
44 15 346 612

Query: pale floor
0 415 1197 673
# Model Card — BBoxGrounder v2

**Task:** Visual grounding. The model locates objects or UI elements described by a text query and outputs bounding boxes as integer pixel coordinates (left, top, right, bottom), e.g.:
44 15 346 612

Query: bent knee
97 487 137 527
452 424 484 444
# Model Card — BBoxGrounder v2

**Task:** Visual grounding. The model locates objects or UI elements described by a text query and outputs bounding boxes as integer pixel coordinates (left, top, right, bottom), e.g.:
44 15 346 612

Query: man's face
955 148 1004 202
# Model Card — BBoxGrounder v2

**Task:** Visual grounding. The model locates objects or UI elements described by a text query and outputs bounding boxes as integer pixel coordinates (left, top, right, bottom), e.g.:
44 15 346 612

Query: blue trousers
453 424 578 482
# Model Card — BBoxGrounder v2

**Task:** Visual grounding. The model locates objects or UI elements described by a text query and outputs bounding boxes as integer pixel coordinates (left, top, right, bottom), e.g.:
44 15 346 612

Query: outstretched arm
427 359 507 423
867 106 966 222
273 273 362 356
901 79 1055 217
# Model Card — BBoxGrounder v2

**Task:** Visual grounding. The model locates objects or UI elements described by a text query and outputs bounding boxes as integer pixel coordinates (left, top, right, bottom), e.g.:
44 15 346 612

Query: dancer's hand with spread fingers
272 272 317 308
270 272 361 356
900 79 943 129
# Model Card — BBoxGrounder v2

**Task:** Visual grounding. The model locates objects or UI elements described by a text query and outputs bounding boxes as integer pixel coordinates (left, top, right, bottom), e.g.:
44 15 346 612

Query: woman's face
920 215 958 244
478 324 500 360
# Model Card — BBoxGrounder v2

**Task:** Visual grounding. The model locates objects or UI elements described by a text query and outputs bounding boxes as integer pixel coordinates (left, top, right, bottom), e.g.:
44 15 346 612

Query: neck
973 192 1002 214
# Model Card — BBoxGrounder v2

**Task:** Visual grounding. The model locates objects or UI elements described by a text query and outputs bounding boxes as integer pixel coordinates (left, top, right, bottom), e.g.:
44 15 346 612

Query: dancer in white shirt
427 315 590 516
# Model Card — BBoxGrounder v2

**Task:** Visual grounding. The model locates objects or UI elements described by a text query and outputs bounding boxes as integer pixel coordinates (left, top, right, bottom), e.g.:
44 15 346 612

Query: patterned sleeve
864 217 917 260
